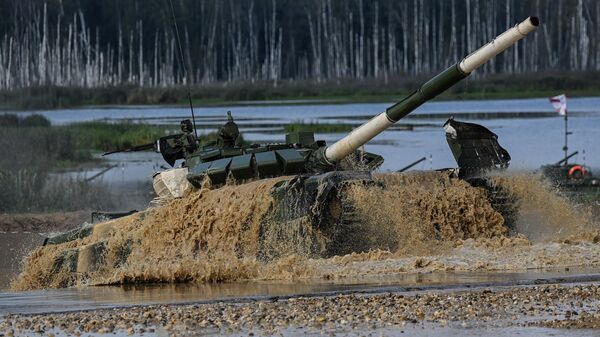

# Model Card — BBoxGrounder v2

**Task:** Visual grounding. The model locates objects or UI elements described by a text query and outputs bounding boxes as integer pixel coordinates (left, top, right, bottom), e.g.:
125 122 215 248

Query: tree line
0 0 598 90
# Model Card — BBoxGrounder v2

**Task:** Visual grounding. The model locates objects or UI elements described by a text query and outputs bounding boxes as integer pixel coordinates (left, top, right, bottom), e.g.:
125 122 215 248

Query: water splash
11 172 599 290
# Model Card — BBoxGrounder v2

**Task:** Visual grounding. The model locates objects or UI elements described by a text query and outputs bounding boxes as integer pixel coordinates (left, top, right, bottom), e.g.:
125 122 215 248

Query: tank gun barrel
324 17 539 163
555 151 579 166
397 157 427 173
102 142 156 156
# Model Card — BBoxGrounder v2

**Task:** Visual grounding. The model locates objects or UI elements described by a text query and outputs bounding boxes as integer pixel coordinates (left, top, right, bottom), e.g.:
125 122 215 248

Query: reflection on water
61 151 166 186
9 97 600 125
2 265 600 315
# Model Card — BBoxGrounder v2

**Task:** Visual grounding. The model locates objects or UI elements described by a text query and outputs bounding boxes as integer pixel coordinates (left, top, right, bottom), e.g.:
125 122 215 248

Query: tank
540 152 600 200
44 17 538 265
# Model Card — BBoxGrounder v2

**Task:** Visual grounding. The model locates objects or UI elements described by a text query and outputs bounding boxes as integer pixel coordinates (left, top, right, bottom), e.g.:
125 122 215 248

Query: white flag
549 94 567 116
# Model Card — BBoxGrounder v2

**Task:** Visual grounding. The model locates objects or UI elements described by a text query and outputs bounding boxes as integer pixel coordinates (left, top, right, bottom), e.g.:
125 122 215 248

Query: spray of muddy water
493 174 595 242
11 172 599 290
362 172 507 256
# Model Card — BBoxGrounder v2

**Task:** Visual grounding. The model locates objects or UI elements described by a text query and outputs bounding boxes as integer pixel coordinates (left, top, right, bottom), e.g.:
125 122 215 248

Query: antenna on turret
167 0 198 138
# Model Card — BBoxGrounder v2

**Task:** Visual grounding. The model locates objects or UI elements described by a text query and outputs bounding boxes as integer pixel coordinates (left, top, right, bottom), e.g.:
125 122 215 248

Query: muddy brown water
2 268 600 316
0 232 45 290
3 228 600 318
7 172 600 292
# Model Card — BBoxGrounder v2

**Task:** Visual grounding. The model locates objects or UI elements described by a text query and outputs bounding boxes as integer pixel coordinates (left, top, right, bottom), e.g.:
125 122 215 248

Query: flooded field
8 97 600 181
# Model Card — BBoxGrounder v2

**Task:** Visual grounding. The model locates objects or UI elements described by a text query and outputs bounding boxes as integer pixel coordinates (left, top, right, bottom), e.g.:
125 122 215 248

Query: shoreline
3 270 600 314
2 72 600 111
3 281 600 336
3 93 600 113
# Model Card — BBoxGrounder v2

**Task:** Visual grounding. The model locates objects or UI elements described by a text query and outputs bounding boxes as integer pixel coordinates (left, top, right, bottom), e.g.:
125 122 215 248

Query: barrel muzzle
459 17 539 74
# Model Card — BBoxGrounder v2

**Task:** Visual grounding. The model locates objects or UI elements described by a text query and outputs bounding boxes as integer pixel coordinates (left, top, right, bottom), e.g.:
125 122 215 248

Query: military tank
540 152 600 200
45 17 538 262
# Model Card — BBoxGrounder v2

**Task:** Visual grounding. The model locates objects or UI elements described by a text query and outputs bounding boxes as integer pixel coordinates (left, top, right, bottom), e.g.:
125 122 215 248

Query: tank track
266 171 379 258
466 177 519 231
319 178 405 257
260 170 523 261
318 181 372 257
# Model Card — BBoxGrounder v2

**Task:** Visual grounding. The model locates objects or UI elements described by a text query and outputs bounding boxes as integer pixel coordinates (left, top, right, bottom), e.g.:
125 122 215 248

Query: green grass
0 115 182 169
63 122 176 152
284 122 353 133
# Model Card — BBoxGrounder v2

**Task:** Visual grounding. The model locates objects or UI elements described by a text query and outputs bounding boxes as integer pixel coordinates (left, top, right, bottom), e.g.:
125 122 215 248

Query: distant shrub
21 114 51 127
0 127 87 170
0 121 178 171
0 120 162 213
158 89 179 104
0 114 51 127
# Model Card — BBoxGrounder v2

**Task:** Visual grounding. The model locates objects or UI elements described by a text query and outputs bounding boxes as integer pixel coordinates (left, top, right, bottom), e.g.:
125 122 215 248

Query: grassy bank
0 115 177 213
0 114 253 212
1 114 177 155
65 122 175 153
1 71 599 110
284 122 353 133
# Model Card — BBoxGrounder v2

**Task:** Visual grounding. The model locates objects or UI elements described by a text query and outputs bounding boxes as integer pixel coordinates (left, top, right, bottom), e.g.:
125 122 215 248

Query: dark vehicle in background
541 152 600 200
